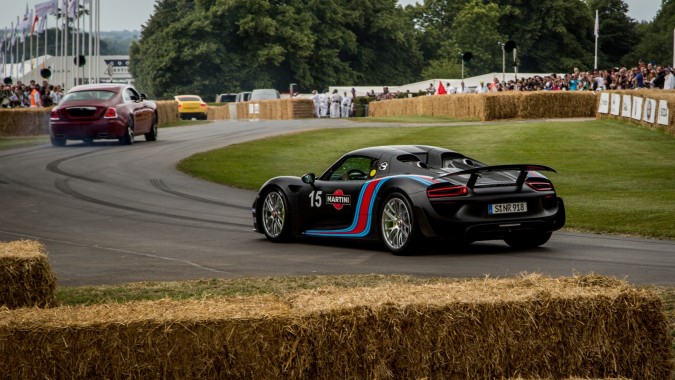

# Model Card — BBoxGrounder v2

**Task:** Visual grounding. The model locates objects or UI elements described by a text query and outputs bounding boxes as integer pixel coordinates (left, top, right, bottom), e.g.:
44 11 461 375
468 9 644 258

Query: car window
62 91 115 103
328 156 375 181
177 96 202 102
124 88 140 102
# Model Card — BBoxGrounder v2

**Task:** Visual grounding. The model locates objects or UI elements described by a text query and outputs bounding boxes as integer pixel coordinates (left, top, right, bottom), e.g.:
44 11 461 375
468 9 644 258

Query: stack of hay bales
236 99 314 120
368 92 598 121
154 100 180 126
207 105 230 120
0 108 51 136
0 274 671 379
0 240 57 309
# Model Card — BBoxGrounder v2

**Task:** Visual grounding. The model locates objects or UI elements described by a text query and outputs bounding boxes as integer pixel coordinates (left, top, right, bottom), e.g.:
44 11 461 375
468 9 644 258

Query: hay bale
154 100 180 126
207 105 230 120
0 240 57 309
0 274 671 379
0 108 51 136
234 99 314 120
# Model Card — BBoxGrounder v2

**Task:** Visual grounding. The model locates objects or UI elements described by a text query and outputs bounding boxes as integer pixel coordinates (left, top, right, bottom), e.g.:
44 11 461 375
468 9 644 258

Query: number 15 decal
309 190 323 207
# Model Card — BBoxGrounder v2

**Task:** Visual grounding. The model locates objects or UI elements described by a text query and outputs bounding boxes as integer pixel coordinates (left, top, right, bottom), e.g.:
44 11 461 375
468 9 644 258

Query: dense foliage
129 0 674 99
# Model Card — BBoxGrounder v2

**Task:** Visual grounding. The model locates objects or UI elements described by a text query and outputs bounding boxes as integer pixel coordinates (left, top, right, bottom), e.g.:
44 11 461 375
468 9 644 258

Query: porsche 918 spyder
252 145 565 255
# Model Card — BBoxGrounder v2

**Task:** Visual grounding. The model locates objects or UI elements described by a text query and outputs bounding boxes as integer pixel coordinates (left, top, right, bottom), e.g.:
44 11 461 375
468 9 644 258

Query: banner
598 92 609 114
35 0 58 17
610 93 620 116
631 96 643 120
643 98 656 124
657 100 669 126
621 94 631 118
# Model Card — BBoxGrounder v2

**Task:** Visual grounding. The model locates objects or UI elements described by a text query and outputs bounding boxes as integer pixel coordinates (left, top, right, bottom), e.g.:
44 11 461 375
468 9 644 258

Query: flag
31 14 40 35
35 0 58 17
594 10 599 38
437 81 447 95
37 15 48 34
68 0 79 19
11 20 16 47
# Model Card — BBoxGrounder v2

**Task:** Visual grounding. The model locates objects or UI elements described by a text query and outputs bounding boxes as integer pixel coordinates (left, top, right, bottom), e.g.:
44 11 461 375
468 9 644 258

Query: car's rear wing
440 164 557 190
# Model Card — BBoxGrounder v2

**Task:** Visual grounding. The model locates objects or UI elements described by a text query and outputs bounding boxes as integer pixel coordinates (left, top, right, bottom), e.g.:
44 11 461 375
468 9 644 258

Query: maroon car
49 84 158 146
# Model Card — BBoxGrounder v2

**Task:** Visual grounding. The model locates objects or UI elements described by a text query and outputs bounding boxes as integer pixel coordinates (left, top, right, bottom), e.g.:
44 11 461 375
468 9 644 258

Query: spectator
426 82 435 95
664 68 675 90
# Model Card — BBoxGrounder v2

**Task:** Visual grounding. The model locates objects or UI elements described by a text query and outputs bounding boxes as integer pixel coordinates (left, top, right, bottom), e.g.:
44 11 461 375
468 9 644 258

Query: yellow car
174 95 208 120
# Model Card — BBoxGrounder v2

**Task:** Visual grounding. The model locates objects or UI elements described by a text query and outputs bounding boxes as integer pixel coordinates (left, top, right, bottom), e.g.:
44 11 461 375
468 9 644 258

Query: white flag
35 0 57 17
594 10 599 38
68 0 78 19
37 15 48 34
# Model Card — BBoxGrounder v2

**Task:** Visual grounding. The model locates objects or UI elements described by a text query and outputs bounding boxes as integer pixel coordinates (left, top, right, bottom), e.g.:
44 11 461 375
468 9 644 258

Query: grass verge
178 118 675 239
161 120 212 128
0 136 49 151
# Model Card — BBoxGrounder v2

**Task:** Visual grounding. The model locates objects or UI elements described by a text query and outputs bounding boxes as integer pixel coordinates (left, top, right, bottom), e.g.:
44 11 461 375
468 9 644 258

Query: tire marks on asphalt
55 177 250 228
150 179 249 210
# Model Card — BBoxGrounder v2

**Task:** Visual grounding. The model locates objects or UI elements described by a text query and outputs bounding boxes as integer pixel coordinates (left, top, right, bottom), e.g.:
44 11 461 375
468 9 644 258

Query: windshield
177 96 202 102
62 91 116 102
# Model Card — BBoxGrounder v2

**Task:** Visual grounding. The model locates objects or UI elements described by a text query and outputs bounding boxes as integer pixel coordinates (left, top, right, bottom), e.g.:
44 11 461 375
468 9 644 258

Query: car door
124 87 150 133
300 156 377 234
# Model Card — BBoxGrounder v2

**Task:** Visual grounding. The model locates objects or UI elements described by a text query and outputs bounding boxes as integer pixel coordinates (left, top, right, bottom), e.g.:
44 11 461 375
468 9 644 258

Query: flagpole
594 9 599 70
88 0 92 84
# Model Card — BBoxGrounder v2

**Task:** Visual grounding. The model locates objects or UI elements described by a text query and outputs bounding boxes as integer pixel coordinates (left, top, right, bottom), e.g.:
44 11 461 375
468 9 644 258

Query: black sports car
252 145 565 255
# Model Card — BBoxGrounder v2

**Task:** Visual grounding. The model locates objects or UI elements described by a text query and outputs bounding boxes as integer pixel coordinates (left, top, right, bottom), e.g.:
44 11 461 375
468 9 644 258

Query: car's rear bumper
50 119 127 140
416 197 566 242
178 111 208 119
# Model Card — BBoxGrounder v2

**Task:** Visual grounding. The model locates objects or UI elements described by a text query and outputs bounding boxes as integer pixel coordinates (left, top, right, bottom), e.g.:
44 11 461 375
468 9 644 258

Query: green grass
0 136 49 150
178 119 675 239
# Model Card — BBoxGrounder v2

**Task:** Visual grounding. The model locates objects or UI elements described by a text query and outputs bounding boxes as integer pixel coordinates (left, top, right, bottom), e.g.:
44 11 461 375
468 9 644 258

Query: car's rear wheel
504 231 552 249
379 192 417 255
120 117 135 145
260 189 291 242
50 136 66 147
145 115 158 141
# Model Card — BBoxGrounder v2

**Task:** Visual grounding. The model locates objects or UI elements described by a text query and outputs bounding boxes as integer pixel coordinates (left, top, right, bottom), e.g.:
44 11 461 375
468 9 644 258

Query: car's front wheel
119 117 135 145
379 192 417 255
260 189 291 242
504 231 552 249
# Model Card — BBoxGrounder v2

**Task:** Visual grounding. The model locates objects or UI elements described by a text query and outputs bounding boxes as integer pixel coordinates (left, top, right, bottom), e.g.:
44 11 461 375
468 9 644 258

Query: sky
0 0 663 33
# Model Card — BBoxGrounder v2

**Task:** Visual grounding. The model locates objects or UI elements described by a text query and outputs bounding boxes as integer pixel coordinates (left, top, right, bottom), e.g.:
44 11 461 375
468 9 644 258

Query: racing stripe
303 175 436 238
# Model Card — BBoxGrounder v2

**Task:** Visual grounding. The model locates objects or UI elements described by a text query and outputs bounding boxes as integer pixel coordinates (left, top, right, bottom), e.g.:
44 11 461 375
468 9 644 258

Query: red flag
31 15 39 35
437 81 447 95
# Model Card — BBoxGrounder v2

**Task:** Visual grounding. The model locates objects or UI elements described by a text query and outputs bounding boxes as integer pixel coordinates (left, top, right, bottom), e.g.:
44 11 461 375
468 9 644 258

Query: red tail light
104 107 118 118
526 180 554 191
427 185 468 198
178 104 183 109
50 109 59 120
199 103 207 108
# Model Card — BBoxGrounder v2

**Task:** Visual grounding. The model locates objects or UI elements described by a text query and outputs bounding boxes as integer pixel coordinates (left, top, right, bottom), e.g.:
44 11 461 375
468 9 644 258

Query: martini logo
326 189 351 210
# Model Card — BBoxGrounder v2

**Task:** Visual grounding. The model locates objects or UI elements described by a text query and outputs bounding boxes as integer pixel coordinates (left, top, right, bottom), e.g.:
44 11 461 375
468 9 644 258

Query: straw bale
235 99 313 120
0 108 51 136
207 105 230 120
0 274 671 379
518 91 597 119
0 240 57 309
154 100 180 126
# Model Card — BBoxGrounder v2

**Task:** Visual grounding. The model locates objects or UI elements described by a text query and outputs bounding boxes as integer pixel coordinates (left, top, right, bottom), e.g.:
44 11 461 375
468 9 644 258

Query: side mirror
301 173 316 184
140 93 147 100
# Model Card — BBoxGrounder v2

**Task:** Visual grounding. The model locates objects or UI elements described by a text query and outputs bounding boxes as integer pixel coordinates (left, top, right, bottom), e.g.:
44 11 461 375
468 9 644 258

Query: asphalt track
0 119 673 286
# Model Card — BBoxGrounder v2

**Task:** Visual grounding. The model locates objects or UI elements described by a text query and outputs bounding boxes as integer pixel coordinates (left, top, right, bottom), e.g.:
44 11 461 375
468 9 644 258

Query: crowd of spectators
479 61 675 93
0 79 63 109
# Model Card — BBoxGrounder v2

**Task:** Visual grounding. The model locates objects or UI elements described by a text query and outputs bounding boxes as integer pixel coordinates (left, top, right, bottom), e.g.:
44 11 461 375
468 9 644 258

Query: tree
623 0 675 67
586 0 638 68
130 0 423 99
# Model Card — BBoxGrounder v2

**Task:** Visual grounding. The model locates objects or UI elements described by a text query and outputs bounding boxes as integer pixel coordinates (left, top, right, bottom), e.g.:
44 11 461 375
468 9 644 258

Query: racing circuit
0 119 673 287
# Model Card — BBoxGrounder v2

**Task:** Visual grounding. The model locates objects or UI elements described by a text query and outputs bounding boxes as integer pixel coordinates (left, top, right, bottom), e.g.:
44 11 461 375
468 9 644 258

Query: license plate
488 202 527 215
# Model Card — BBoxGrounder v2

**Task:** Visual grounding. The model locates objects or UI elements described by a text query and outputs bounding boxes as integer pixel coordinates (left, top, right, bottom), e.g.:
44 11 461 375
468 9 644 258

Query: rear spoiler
440 164 557 190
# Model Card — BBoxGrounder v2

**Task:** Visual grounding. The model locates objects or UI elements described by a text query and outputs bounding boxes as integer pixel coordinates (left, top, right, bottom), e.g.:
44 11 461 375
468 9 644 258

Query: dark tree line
129 0 673 99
